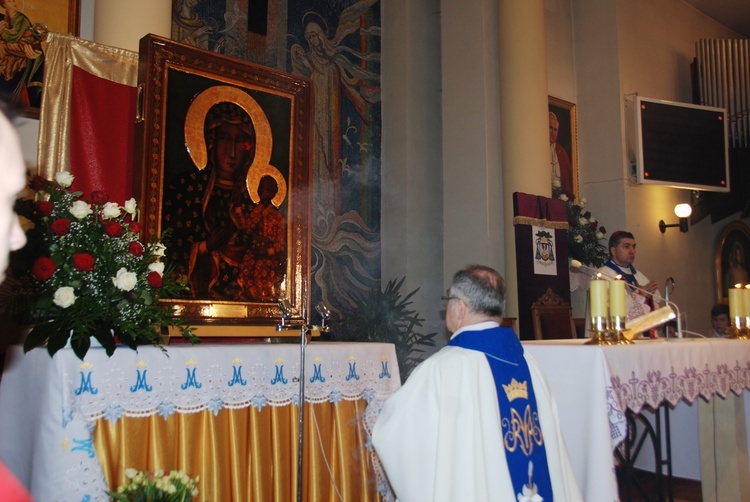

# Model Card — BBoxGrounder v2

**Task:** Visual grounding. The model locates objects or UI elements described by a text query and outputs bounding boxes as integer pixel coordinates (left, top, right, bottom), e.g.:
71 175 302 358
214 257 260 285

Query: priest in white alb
372 265 582 501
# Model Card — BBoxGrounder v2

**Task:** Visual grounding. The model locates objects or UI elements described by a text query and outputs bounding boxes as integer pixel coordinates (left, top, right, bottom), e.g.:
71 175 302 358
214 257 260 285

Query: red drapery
68 66 137 203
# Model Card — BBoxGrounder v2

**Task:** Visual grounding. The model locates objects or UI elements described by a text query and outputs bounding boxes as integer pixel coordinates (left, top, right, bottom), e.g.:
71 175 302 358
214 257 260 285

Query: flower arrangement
107 468 199 502
18 172 198 359
558 194 609 267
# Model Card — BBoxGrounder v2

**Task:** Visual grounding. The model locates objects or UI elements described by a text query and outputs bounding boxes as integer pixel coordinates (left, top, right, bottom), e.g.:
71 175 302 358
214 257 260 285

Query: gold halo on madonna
184 85 273 170
247 164 287 208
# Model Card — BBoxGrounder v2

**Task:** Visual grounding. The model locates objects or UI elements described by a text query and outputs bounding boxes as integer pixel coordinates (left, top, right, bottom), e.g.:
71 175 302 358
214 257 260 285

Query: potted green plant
339 277 437 382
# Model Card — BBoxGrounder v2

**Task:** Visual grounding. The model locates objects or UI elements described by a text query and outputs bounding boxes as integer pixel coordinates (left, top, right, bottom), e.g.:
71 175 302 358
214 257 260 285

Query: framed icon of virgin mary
133 34 313 334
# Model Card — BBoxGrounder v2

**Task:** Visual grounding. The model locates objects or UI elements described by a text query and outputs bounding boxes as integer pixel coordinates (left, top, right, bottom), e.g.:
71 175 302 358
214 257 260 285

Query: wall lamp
659 203 692 233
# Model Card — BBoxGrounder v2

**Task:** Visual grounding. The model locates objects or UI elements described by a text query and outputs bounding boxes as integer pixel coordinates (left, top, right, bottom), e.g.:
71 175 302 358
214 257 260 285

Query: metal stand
616 405 673 502
296 324 308 502
277 300 331 502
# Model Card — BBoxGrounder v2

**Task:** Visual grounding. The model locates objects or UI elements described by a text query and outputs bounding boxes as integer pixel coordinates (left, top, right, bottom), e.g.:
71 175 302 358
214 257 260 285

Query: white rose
579 217 588 225
552 180 561 188
151 243 166 258
595 231 604 239
112 268 138 291
124 468 138 479
559 194 568 201
574 235 583 243
55 171 74 188
102 202 121 219
148 261 165 275
124 198 138 215
69 200 93 219
580 197 587 205
53 287 76 308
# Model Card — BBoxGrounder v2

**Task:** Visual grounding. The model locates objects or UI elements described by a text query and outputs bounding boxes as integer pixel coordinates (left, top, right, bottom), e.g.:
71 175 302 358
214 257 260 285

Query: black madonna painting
135 35 313 328
164 85 289 302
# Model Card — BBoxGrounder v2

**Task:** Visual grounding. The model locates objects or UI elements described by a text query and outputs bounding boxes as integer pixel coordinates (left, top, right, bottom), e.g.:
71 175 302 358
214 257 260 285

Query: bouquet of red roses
19 172 198 359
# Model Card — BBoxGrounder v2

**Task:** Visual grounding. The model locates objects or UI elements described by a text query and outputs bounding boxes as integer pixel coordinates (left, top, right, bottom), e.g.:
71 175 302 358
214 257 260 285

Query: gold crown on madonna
502 378 528 402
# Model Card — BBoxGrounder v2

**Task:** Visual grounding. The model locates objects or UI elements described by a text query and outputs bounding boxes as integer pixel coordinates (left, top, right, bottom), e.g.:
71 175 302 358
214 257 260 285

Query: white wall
546 0 577 102
545 0 744 335
615 0 741 338
381 0 445 343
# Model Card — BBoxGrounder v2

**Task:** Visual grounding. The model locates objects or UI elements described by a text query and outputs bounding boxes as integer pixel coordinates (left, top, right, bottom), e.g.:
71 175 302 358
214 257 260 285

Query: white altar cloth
523 337 750 501
0 342 400 501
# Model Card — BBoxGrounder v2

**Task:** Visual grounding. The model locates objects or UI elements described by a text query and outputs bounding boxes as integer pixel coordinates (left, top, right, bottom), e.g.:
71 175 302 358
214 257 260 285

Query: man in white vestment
372 265 582 502
596 230 661 322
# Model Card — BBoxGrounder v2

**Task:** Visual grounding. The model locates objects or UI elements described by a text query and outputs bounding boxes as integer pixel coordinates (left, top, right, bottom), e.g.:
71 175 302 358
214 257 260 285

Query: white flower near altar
112 268 138 291
17 173 198 360
102 201 121 219
53 286 76 308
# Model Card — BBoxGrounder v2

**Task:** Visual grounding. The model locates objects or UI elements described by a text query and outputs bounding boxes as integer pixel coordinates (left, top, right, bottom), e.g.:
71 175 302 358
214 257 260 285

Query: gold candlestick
727 317 750 340
610 315 632 345
586 316 616 345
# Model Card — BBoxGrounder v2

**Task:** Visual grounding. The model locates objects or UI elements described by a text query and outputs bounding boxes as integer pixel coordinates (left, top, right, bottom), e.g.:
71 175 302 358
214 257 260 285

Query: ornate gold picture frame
134 35 313 333
549 96 578 200
716 220 750 303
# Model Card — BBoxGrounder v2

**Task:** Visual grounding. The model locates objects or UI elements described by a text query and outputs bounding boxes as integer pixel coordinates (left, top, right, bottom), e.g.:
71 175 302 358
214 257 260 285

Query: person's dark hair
450 265 505 317
608 230 634 253
711 303 730 318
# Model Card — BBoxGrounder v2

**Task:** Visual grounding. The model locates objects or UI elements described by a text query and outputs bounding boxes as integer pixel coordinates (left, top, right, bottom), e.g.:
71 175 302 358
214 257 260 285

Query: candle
590 278 608 318
729 287 743 319
609 279 626 318
744 286 750 319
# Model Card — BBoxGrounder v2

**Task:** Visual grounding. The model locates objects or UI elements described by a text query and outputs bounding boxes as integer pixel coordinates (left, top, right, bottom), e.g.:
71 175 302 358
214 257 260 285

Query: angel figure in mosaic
290 0 381 219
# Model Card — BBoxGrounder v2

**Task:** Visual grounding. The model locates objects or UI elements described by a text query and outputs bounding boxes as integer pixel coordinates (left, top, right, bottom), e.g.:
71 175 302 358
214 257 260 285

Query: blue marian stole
448 326 553 501
603 259 653 309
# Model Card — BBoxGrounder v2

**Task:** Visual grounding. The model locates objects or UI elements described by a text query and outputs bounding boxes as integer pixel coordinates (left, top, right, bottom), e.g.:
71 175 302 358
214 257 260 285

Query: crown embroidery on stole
502 378 528 401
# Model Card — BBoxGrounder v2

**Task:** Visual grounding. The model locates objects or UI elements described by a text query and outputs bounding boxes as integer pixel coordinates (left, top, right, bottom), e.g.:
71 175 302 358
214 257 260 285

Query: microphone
569 260 683 338
570 259 597 276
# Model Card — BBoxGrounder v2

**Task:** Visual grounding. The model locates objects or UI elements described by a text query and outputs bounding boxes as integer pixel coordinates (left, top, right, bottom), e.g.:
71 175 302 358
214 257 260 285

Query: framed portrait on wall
716 221 750 303
134 35 313 334
549 96 578 200
0 0 80 117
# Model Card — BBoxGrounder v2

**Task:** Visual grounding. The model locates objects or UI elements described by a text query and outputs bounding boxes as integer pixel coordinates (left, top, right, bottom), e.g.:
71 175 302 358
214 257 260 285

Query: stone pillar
498 0 550 318
94 0 171 51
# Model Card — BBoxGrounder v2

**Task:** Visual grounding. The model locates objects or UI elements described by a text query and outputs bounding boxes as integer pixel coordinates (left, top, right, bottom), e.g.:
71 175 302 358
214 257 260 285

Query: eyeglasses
442 289 460 303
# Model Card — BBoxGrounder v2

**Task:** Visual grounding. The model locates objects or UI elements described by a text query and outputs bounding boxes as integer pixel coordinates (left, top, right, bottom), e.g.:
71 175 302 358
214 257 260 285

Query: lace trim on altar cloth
62 347 399 423
606 360 750 448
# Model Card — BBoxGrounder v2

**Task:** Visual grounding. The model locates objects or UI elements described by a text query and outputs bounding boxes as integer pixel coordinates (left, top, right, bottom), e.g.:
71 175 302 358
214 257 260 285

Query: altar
0 342 400 501
523 337 750 501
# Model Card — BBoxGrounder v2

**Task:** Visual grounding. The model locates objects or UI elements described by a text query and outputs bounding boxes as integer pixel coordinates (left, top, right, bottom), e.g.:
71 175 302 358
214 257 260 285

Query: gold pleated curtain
94 400 383 501
37 33 138 201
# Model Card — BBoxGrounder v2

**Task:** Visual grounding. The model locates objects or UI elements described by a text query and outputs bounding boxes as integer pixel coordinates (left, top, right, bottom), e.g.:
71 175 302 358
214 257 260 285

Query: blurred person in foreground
372 265 582 501
0 98 34 501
